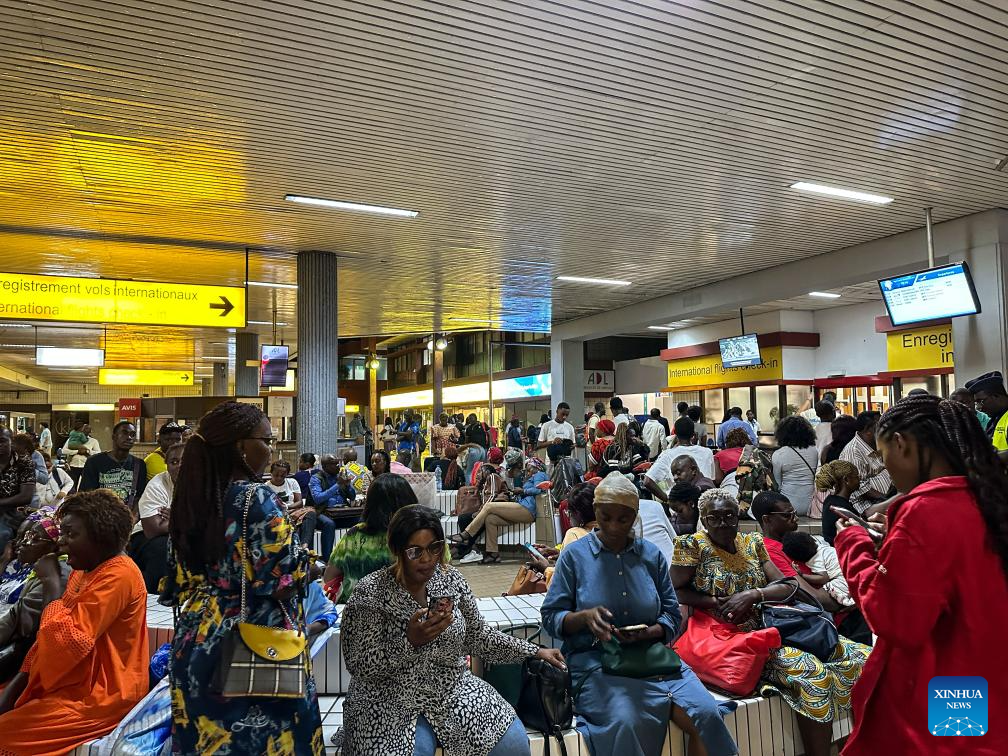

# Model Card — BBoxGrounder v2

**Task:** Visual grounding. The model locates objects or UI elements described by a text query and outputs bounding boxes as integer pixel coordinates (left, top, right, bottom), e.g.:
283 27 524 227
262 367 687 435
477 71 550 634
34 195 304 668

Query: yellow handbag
211 484 309 698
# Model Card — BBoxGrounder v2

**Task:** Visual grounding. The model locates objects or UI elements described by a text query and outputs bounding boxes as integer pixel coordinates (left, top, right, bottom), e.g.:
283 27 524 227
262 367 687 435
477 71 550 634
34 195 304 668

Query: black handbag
760 578 839 662
516 657 573 756
483 629 572 756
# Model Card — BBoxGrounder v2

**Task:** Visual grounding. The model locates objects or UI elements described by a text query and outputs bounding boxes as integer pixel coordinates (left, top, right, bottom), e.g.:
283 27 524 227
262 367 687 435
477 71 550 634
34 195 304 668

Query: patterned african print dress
671 531 870 722
325 525 394 604
167 481 324 755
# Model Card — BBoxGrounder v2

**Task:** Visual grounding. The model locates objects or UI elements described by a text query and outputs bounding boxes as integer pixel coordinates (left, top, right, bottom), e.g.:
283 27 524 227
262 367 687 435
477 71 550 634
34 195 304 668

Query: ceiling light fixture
199 356 230 362
36 347 105 367
246 280 298 290
808 291 842 299
449 317 493 324
285 194 419 218
647 326 675 331
556 275 633 287
0 323 33 328
248 320 289 326
790 182 894 205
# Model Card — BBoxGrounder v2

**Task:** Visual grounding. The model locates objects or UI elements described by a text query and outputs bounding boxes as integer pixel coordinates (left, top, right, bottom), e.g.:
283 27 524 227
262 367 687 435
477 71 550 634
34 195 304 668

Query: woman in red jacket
834 395 1008 755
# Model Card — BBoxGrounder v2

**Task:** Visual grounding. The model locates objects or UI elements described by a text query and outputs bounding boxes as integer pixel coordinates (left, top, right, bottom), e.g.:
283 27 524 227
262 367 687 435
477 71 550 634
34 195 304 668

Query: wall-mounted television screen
879 261 981 327
260 344 290 387
719 334 762 369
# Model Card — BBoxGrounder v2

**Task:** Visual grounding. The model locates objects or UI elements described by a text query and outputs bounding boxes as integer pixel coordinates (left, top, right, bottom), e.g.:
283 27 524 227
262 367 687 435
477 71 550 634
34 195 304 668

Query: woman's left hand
535 647 567 671
717 590 759 625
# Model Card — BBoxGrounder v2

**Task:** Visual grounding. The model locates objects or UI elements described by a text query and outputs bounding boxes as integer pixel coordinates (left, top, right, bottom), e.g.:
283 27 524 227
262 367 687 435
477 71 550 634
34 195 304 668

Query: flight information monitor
879 262 981 326
719 334 762 369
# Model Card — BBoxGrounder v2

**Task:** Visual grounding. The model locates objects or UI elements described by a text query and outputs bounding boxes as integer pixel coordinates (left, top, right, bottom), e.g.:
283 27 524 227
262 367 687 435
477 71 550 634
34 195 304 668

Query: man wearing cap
540 471 738 756
144 422 183 481
964 371 1008 450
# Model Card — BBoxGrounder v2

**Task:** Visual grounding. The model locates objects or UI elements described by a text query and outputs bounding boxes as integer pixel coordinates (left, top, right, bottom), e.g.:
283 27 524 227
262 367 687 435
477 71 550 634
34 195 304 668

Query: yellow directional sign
0 272 246 328
99 368 195 386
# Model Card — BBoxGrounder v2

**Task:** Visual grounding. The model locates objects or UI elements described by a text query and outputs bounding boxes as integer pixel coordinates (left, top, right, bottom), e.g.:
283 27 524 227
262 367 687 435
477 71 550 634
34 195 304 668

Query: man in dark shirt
80 421 148 520
0 427 35 554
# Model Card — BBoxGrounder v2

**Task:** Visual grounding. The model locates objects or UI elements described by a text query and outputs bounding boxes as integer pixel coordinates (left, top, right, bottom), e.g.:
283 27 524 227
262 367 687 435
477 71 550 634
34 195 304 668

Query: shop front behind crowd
0 371 1007 755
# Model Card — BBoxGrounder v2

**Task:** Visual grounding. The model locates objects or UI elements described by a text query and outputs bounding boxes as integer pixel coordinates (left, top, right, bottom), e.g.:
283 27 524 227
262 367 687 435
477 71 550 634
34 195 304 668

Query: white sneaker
458 550 483 564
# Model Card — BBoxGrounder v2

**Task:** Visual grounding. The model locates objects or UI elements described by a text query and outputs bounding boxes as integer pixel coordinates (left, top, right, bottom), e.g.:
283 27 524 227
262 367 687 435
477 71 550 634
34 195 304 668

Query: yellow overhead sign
0 272 246 328
665 346 785 391
99 368 195 386
886 324 954 373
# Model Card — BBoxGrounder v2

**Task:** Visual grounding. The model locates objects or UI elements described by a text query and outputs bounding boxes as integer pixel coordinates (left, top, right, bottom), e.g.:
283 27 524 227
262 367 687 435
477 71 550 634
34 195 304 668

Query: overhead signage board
665 346 784 391
0 272 246 328
886 324 954 373
99 369 195 386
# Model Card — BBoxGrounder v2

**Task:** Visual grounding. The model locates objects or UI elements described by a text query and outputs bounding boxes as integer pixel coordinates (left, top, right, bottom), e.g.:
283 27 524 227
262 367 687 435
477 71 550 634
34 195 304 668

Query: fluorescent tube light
36 347 105 367
285 194 418 218
248 320 289 326
790 182 894 205
648 326 675 331
199 356 230 362
808 291 842 299
246 280 298 290
556 275 633 287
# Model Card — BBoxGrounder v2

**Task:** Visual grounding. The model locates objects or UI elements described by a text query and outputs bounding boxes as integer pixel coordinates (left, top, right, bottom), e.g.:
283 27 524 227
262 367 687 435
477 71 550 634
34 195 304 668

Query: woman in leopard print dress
339 505 566 756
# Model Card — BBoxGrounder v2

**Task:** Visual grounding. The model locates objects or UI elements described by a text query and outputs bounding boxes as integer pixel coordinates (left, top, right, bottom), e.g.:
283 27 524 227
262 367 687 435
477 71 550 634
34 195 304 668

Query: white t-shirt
63 437 101 469
612 412 631 428
587 415 601 434
37 468 74 508
642 419 666 460
808 535 853 606
266 477 301 508
648 445 716 488
815 422 833 456
134 470 174 536
634 499 676 565
540 420 575 443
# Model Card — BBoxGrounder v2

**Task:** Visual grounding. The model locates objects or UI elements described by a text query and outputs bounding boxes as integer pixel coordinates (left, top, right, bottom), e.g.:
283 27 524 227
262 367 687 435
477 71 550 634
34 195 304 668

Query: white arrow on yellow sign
0 272 246 328
99 368 195 386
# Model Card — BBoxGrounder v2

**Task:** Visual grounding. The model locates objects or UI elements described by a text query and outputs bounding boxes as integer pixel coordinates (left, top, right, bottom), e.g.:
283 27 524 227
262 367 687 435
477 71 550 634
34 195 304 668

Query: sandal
480 552 500 564
449 533 473 546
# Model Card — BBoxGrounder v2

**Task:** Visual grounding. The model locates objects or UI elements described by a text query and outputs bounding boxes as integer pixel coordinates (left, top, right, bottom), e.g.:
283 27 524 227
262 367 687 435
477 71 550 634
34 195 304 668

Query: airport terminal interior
0 1 1006 755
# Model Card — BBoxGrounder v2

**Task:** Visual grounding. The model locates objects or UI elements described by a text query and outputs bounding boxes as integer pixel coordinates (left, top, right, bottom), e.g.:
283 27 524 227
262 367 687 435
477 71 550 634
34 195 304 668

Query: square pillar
550 337 585 416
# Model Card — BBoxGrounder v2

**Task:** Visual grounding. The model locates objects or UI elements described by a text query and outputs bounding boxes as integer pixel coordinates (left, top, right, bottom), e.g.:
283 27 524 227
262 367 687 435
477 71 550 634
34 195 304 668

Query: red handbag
674 610 781 696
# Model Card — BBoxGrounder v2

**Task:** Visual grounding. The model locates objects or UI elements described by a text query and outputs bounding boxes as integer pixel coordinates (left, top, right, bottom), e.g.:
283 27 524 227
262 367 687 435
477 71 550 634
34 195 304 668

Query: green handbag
599 638 682 678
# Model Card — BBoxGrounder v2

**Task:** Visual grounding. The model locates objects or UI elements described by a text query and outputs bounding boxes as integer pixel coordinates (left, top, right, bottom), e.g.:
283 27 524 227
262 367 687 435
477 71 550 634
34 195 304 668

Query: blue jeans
316 513 337 560
413 714 530 756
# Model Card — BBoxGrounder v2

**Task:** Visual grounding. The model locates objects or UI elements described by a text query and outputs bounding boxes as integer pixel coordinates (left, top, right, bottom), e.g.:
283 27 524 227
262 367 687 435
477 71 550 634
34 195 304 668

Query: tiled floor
456 555 528 598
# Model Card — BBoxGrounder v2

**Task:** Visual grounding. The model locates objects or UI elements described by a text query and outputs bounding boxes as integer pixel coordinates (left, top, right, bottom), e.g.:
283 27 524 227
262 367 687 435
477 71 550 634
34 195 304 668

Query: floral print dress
167 481 324 755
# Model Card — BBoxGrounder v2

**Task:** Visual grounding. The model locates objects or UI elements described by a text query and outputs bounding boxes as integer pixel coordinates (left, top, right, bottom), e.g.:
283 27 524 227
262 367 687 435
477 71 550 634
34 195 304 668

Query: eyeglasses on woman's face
403 540 446 561
703 511 739 527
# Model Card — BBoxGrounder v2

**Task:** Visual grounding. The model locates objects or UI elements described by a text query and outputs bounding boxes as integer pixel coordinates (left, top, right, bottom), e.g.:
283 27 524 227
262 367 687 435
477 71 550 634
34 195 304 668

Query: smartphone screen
523 543 546 562
829 505 869 528
427 595 454 618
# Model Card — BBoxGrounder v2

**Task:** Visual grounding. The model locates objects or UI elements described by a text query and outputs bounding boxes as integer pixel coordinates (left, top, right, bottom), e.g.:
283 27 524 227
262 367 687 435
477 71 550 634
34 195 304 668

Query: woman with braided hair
814 460 859 545
166 401 324 755
834 394 1008 755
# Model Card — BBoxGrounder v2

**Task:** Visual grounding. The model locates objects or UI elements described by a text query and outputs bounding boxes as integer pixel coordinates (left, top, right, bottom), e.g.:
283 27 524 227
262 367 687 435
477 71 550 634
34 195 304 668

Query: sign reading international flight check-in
0 272 246 328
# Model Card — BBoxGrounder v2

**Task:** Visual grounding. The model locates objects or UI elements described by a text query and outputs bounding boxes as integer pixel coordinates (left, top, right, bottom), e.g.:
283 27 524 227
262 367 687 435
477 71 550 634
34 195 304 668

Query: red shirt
762 536 810 577
835 476 1008 756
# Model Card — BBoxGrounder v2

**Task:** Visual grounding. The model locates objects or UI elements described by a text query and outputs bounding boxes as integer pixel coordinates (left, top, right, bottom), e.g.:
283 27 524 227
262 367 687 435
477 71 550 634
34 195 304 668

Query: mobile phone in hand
522 543 546 562
616 624 648 633
829 505 869 529
426 595 454 619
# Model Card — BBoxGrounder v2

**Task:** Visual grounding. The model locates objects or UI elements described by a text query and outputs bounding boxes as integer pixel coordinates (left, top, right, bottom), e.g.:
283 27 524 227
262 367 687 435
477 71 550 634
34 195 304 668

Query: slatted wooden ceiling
2 0 1008 366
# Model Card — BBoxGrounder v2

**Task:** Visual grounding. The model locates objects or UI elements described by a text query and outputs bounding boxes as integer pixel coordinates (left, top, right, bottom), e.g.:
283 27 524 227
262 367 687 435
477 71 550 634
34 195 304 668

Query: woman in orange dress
0 490 148 756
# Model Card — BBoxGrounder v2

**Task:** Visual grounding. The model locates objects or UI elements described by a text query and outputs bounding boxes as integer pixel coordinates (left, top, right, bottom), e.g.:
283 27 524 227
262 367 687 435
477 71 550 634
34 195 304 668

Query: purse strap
238 483 296 631
789 446 817 476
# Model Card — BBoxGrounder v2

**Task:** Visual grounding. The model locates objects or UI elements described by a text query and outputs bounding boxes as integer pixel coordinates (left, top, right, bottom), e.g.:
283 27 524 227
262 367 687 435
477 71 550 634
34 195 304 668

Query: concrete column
952 236 1008 383
297 251 339 456
235 332 260 397
432 347 445 418
550 337 585 415
367 338 378 435
212 362 228 396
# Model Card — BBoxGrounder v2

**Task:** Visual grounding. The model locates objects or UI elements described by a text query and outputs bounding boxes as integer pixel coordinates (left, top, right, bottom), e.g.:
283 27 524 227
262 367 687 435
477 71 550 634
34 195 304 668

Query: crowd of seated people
4 378 1008 755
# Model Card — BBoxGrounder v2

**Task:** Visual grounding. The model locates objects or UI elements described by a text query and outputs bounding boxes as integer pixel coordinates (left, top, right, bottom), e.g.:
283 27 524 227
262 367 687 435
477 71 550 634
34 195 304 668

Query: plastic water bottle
435 465 443 492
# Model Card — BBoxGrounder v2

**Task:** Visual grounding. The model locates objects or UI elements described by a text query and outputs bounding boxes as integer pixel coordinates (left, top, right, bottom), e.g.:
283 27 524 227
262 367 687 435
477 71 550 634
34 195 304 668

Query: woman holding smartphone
541 472 737 756
339 505 565 756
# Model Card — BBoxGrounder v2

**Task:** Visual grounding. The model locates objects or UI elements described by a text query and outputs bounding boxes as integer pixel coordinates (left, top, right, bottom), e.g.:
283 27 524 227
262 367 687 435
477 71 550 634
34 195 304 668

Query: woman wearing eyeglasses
670 489 870 756
165 401 324 755
339 505 566 756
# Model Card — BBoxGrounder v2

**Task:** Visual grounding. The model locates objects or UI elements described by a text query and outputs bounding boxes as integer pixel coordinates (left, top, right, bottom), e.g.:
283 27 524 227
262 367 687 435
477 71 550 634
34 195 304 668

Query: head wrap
504 448 524 470
593 471 639 512
487 447 505 465
597 419 616 437
525 456 547 475
26 506 60 542
964 370 1005 395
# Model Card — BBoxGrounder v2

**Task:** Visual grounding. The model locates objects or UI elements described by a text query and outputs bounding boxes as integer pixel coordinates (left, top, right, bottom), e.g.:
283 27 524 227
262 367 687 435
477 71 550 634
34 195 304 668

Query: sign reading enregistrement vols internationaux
0 272 246 329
